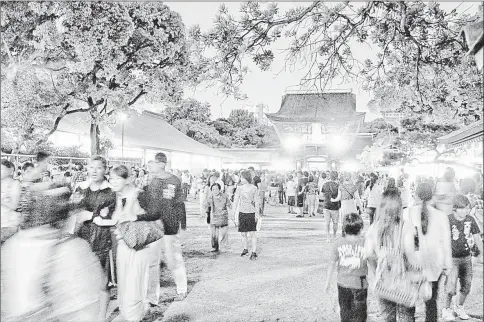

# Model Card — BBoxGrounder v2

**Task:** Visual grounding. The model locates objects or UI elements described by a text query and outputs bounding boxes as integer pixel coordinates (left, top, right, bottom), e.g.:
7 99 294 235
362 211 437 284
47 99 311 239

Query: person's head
321 172 327 180
416 182 433 235
288 174 293 181
343 213 364 236
22 162 34 173
386 177 396 190
460 177 476 195
76 164 84 171
211 183 221 195
132 169 139 178
303 171 309 178
149 153 167 174
139 169 146 177
453 194 471 217
343 172 352 182
308 176 314 183
109 165 130 192
240 170 252 184
89 156 107 183
1 159 15 180
36 151 51 171
443 167 455 182
330 170 338 181
377 189 403 247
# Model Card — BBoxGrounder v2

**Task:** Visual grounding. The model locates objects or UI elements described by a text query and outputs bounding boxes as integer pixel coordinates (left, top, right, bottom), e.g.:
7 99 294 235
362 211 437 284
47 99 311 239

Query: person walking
286 175 297 214
306 176 319 217
322 171 341 242
363 173 382 224
148 153 188 301
204 183 232 252
407 183 452 322
332 172 358 225
233 170 260 260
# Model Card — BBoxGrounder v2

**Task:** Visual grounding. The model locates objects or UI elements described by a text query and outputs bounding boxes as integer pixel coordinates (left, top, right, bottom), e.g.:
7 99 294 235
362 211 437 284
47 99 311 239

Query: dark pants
424 280 439 322
338 285 368 322
379 298 415 322
278 191 285 204
367 207 376 224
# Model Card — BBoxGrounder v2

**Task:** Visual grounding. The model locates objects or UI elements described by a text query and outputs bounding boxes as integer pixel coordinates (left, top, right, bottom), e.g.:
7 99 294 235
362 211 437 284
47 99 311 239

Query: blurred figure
460 177 483 236
435 167 457 215
363 173 382 224
2 183 103 321
204 183 232 252
1 160 21 243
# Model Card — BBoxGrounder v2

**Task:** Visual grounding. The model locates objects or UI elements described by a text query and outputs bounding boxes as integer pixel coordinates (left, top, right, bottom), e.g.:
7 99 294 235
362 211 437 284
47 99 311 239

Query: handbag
373 222 432 307
117 220 164 250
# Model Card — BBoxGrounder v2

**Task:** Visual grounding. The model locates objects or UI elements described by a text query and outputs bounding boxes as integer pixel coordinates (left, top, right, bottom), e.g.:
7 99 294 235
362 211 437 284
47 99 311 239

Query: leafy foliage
1 2 193 155
195 2 483 123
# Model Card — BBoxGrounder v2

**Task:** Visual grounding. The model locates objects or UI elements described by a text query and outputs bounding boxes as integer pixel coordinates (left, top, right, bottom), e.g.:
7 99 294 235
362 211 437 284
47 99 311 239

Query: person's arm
331 188 341 202
136 184 162 222
471 216 483 259
254 187 260 215
324 260 338 292
364 226 377 274
174 180 187 230
440 212 453 273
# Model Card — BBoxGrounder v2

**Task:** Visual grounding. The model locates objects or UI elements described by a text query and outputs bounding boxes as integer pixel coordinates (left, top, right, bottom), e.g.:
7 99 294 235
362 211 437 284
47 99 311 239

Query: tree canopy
194 2 482 123
1 2 193 154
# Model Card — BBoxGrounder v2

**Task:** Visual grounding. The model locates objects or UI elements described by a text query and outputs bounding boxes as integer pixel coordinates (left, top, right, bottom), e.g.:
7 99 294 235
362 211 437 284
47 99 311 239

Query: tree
1 2 193 155
210 118 235 136
358 117 460 167
227 109 256 128
163 98 211 124
194 2 482 122
172 119 232 148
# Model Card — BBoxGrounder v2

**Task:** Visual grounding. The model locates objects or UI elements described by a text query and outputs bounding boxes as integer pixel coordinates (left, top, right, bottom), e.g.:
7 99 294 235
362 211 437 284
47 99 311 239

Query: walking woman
204 183 232 252
363 173 382 224
332 172 359 222
365 189 424 322
97 164 160 322
1 160 21 243
407 183 452 322
73 155 116 321
233 170 260 260
306 176 319 217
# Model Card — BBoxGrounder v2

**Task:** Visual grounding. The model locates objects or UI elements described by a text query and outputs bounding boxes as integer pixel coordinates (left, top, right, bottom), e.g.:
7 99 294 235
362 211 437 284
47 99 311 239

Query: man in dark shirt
142 153 187 303
321 171 341 242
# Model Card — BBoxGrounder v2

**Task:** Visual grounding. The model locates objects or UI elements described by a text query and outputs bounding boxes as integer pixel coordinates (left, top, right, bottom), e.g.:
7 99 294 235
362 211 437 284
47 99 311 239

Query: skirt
340 199 357 216
238 212 257 232
288 196 296 206
297 195 304 208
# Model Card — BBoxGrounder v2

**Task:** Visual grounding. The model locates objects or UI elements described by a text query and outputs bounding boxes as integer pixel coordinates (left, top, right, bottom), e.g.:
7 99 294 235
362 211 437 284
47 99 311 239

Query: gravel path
161 202 483 322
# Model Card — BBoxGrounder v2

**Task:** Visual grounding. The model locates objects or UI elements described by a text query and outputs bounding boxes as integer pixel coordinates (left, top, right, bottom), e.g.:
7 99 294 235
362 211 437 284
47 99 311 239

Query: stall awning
438 120 483 148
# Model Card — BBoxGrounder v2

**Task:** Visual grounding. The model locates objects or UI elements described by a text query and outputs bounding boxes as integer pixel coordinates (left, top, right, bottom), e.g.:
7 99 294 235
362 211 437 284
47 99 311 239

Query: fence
1 154 143 168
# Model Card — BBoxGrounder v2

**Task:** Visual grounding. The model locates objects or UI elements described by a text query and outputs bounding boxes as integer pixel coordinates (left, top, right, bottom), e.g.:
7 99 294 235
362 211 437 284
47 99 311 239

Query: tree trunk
90 122 100 156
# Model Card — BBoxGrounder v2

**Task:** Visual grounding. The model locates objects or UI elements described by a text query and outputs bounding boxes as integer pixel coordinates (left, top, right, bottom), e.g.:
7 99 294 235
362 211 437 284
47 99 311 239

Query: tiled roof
266 92 359 122
57 110 232 158
438 120 483 147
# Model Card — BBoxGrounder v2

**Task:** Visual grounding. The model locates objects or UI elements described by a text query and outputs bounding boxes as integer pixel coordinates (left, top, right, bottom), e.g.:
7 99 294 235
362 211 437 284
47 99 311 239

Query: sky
164 2 480 121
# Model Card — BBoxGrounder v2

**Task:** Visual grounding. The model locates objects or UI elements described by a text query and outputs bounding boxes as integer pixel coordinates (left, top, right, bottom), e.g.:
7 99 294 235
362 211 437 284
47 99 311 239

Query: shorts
324 209 339 225
445 256 473 296
297 195 304 208
288 196 296 206
238 212 257 232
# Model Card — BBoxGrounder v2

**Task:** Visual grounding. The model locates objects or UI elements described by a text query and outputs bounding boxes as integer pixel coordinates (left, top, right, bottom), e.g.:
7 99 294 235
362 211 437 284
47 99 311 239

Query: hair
321 172 327 179
330 170 338 181
386 178 396 190
211 183 221 191
343 213 364 236
36 151 50 163
22 162 34 171
397 178 404 188
248 166 255 171
112 165 129 179
443 167 455 182
416 183 433 235
376 189 403 248
303 171 309 177
308 176 314 183
460 178 477 195
64 171 72 177
240 170 252 184
288 174 293 180
90 155 107 169
453 194 470 210
77 164 84 171
155 152 168 164
1 159 15 171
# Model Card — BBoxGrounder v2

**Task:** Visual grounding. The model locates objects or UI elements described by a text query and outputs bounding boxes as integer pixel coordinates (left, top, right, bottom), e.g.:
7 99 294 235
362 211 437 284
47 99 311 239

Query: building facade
265 91 372 170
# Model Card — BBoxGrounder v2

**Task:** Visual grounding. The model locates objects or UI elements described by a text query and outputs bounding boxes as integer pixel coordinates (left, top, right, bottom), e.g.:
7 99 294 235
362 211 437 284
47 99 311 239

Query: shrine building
265 90 373 170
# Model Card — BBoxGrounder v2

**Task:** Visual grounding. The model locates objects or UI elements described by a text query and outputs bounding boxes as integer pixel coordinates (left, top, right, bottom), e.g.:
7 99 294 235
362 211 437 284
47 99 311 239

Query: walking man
144 153 188 303
321 171 341 242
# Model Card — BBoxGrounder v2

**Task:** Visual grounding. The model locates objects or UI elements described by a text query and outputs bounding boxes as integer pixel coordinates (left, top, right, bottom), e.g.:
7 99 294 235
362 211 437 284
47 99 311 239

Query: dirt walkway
161 203 483 322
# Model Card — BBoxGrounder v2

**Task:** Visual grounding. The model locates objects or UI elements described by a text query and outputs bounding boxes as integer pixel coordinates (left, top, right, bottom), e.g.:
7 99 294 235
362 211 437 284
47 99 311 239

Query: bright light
282 135 301 151
119 112 128 122
271 159 294 170
329 135 347 153
341 161 360 172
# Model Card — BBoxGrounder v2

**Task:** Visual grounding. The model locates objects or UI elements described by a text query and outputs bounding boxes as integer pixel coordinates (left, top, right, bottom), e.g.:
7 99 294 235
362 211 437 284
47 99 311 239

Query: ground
106 199 483 322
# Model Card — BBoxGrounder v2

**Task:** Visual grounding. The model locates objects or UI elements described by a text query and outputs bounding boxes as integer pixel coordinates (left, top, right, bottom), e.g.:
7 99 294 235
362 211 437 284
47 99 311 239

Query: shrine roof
266 92 359 122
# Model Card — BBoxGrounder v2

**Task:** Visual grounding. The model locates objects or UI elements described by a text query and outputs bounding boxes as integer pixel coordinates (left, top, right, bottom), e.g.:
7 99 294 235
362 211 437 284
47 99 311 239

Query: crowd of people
1 152 483 322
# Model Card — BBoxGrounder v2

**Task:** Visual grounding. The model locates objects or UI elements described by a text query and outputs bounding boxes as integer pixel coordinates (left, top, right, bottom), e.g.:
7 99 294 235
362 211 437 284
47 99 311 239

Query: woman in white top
233 170 260 260
406 182 452 322
363 173 383 224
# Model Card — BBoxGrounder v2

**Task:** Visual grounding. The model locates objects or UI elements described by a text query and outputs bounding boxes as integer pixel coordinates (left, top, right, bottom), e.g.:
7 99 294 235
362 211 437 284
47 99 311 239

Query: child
324 213 368 322
286 175 297 214
442 195 483 322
